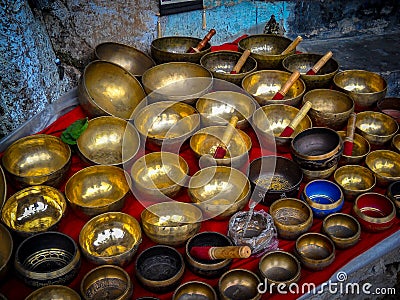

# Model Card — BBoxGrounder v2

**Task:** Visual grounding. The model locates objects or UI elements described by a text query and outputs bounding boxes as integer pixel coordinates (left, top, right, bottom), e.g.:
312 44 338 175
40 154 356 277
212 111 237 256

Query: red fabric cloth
211 34 248 52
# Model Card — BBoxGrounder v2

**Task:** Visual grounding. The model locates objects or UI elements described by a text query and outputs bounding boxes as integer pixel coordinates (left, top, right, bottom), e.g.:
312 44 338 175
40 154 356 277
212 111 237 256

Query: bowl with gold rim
322 213 361 249
337 131 370 165
218 268 262 300
173 281 218 300
25 285 81 300
365 150 400 186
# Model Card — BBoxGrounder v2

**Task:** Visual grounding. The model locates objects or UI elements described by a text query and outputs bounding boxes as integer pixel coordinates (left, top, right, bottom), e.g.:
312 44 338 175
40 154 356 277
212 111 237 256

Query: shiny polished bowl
300 164 338 182
392 134 400 153
377 97 400 123
173 281 217 300
337 131 370 165
218 269 261 300
0 223 13 282
141 202 202 246
333 70 387 110
322 213 361 249
0 166 6 210
25 285 81 300
242 70 305 106
188 166 250 220
2 134 71 188
387 181 400 215
77 116 140 166
365 150 400 186
65 165 131 219
1 185 67 237
78 60 146 120
302 89 354 130
79 212 142 267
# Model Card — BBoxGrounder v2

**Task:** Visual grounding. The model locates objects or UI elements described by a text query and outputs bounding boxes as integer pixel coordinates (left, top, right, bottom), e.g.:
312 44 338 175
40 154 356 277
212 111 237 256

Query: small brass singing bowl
218 269 261 300
300 164 338 182
252 104 312 153
282 53 339 90
269 198 313 240
1 185 67 237
200 50 257 86
188 166 251 220
377 97 400 124
130 152 189 199
365 150 400 186
78 60 146 120
0 165 6 210
355 111 399 147
322 213 361 249
333 70 387 111
0 223 13 282
337 131 370 165
196 91 257 129
80 265 133 300
387 181 400 215
79 212 142 267
25 285 81 300
1 134 71 189
302 89 354 130
77 116 140 166
295 232 335 271
242 70 306 106
173 281 218 300
65 165 131 219
141 202 202 246
238 34 297 70
391 134 400 153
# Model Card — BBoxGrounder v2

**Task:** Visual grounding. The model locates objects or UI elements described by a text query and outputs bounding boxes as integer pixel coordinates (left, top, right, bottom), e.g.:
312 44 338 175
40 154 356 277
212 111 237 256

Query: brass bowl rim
173 280 217 300
151 35 212 53
26 285 81 300
269 198 313 228
303 179 344 210
356 111 399 138
353 192 396 224
337 131 371 159
282 52 339 76
141 201 203 224
0 165 6 210
322 212 361 242
238 34 294 57
365 150 400 181
295 232 335 263
0 222 13 274
258 250 301 284
218 268 261 294
333 165 376 193
333 69 388 95
303 88 355 115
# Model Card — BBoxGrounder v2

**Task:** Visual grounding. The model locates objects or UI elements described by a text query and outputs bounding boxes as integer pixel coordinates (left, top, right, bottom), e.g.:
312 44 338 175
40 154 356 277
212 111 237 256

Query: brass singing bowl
300 164 338 182
387 181 400 215
303 89 354 130
188 166 251 220
130 152 189 199
173 281 218 300
80 265 133 300
65 165 131 219
337 131 370 165
238 34 296 70
242 70 306 106
95 41 156 77
79 212 142 267
322 213 361 249
333 165 376 201
252 104 312 152
282 53 339 90
77 116 140 166
0 223 13 282
1 134 71 188
0 165 6 210
196 91 257 129
141 62 213 104
333 70 387 110
25 285 81 300
295 232 335 271
141 202 202 246
391 134 400 153
1 185 67 237
269 198 313 240
365 150 400 186
218 269 261 300
200 50 257 86
78 60 146 120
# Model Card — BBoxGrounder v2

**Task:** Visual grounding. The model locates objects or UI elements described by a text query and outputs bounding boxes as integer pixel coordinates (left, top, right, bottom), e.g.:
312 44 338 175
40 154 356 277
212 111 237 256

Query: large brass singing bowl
218 269 261 300
333 70 387 110
365 150 400 186
0 223 13 282
303 89 354 130
238 34 296 70
79 212 142 267
173 281 217 300
141 202 202 246
0 166 6 210
25 285 81 300
78 60 146 120
322 213 361 249
196 91 257 129
337 131 370 165
141 62 213 104
77 116 140 166
65 165 131 219
242 70 305 106
1 134 71 188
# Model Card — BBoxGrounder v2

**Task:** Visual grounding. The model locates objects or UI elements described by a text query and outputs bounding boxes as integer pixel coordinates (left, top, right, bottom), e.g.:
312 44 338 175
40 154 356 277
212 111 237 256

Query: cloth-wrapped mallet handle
280 101 312 137
231 50 251 74
272 70 301 100
281 36 303 55
190 245 252 260
343 113 357 156
213 115 239 158
188 29 216 53
306 51 333 75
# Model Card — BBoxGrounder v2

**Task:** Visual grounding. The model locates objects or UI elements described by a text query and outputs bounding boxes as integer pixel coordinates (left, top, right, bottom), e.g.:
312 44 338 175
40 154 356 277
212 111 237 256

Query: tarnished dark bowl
238 34 296 70
322 213 361 249
300 164 338 182
0 223 13 282
391 134 400 153
377 97 400 124
242 70 305 106
173 281 217 300
365 150 400 186
337 131 370 165
387 181 400 215
25 285 81 300
282 53 339 90
218 269 261 300
200 51 257 85
78 60 146 120
0 165 6 210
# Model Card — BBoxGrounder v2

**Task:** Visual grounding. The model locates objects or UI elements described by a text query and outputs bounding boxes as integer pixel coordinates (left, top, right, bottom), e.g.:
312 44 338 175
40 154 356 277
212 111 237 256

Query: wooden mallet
187 29 216 53
306 51 333 75
343 113 357 156
271 70 301 100
190 245 251 260
231 49 251 74
280 101 312 137
281 35 303 55
213 115 239 159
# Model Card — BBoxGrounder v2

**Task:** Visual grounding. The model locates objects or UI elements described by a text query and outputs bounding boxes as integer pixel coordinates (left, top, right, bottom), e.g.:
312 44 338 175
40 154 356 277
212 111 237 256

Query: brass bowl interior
259 251 300 282
270 199 311 227
337 131 370 158
334 70 387 94
323 214 359 239
283 53 339 75
356 111 398 137
366 150 400 179
296 234 334 260
200 50 257 74
173 281 217 300
334 165 375 192
25 285 81 300
219 269 260 300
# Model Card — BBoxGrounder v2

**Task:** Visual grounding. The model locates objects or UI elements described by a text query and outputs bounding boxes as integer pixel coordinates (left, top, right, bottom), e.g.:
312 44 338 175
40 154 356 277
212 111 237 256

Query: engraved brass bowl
269 198 313 240
218 269 261 300
252 104 312 153
337 131 370 165
1 185 67 237
200 50 257 85
141 202 202 246
333 70 387 111
0 165 6 210
238 34 296 70
65 165 131 219
282 53 339 90
242 70 306 106
79 212 142 267
95 41 156 77
25 285 81 300
80 265 133 300
196 91 257 129
78 60 146 120
77 116 140 166
302 89 354 130
365 150 400 186
0 223 13 282
188 166 251 220
355 111 399 147
391 134 400 153
377 97 400 124
173 281 218 300
1 134 71 188
295 232 335 271
333 165 376 201
322 213 361 249
387 181 400 215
